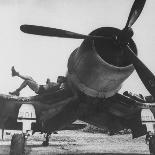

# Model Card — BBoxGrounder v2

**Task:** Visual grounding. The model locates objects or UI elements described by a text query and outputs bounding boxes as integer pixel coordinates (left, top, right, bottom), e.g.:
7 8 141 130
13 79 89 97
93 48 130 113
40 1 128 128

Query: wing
79 93 149 138
107 93 155 138
0 89 79 133
106 93 144 118
0 94 23 130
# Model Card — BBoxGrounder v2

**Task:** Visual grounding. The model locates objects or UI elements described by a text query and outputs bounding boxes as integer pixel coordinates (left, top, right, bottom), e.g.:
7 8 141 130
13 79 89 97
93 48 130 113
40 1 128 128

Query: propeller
20 0 146 40
118 0 146 43
125 46 155 99
125 0 146 29
20 0 155 98
118 0 155 98
20 25 111 40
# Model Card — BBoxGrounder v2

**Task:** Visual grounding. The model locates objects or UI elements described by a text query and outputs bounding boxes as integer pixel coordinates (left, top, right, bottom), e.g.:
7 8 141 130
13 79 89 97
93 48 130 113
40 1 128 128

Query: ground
0 130 150 155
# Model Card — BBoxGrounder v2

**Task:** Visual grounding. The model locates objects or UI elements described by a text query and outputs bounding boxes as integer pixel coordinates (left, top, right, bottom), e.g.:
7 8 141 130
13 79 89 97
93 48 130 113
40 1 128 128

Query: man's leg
9 66 39 96
9 80 28 96
12 66 34 81
9 79 40 96
9 79 39 96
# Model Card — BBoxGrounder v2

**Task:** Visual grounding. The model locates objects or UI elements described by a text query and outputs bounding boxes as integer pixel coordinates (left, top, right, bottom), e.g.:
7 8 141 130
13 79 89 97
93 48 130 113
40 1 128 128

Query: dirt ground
0 130 150 155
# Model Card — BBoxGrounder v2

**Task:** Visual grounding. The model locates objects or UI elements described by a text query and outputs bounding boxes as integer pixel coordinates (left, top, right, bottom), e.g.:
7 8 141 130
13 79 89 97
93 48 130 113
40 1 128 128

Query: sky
0 0 155 97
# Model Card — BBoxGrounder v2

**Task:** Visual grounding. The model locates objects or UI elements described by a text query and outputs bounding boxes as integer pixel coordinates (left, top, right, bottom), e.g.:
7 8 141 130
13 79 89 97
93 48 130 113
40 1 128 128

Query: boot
11 66 19 77
9 90 20 96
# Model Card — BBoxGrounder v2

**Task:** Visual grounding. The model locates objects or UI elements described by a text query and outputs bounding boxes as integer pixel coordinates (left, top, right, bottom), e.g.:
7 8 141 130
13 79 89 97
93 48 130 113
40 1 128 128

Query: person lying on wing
9 66 66 96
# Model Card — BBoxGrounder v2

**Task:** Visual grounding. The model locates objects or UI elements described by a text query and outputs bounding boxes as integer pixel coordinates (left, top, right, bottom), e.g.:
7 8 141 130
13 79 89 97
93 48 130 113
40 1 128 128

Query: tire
149 135 155 155
42 140 49 146
10 133 26 155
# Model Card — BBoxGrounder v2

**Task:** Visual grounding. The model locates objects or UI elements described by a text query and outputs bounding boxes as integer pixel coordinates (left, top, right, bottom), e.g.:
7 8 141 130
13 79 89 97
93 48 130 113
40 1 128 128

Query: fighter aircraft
1 0 155 154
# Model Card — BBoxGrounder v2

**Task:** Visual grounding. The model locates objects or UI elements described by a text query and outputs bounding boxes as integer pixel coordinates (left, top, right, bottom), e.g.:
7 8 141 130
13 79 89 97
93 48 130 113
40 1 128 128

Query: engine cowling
67 27 137 98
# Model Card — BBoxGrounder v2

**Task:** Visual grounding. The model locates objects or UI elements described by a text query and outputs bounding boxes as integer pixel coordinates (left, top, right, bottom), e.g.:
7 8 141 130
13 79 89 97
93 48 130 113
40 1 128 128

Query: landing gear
10 133 26 155
145 132 155 155
141 108 155 154
149 136 155 155
42 132 51 146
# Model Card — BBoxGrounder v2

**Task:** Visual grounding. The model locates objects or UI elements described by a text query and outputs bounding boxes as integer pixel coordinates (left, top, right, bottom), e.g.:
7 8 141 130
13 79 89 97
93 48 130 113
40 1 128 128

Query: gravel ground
0 130 150 155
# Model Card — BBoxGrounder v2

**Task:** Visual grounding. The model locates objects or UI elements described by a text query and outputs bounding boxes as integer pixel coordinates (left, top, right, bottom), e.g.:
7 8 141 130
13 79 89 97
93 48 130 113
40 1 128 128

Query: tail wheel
10 133 26 155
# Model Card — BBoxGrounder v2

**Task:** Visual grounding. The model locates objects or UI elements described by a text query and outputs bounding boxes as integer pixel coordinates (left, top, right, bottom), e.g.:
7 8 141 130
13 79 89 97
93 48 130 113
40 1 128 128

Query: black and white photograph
0 0 155 154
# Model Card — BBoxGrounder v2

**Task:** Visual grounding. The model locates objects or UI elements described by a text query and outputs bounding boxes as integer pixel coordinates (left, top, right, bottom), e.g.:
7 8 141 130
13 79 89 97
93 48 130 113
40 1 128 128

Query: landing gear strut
146 132 155 155
141 108 155 155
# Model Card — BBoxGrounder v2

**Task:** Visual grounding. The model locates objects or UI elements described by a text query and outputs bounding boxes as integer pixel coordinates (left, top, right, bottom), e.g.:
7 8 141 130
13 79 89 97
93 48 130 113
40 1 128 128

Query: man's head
46 78 51 85
57 76 66 84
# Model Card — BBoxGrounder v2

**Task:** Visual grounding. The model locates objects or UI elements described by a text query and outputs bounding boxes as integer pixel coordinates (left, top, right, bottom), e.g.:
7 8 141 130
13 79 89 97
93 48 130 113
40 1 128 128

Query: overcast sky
0 0 155 97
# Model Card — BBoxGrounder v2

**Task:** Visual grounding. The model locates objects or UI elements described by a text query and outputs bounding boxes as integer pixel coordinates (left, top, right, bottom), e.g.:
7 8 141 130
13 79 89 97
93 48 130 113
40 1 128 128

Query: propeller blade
20 25 109 40
20 25 88 39
126 45 155 98
125 0 146 28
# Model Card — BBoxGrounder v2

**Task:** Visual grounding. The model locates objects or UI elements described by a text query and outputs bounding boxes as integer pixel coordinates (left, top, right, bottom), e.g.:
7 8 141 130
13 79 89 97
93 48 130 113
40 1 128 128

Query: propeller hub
123 27 134 38
116 27 134 45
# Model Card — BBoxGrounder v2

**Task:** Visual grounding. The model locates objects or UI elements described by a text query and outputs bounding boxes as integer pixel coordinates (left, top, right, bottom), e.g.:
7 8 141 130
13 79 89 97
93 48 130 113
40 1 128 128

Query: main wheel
149 135 155 155
10 133 26 155
42 140 49 146
42 132 50 146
